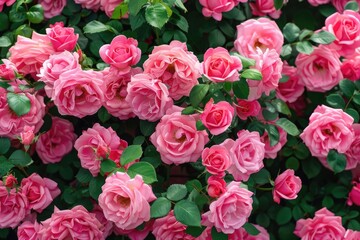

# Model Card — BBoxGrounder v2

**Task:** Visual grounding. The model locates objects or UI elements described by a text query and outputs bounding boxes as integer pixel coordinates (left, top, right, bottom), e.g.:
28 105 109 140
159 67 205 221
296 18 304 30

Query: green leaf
145 3 171 29
296 41 313 54
292 205 304 220
331 186 348 198
340 79 356 98
120 145 143 166
243 222 260 236
272 99 291 115
0 13 9 32
209 29 226 47
326 94 346 109
211 227 228 240
299 29 314 41
75 168 93 183
274 0 284 10
345 1 359 11
0 156 14 176
286 157 300 171
140 120 157 137
283 23 300 43
302 158 321 178
0 137 11 155
100 159 117 173
353 91 360 105
150 197 171 218
0 81 11 89
185 226 206 237
327 149 347 173
83 20 113 34
310 31 336 44
233 78 249 99
185 179 202 192
167 184 188 201
112 2 128 19
345 108 359 123
175 0 187 12
98 107 111 123
7 92 31 117
251 168 271 185
128 0 147 15
189 84 209 107
182 106 196 115
281 44 292 57
133 136 145 145
9 150 33 166
276 118 300 136
26 4 44 24
241 69 262 81
0 36 11 47
265 124 280 147
231 53 256 68
174 200 201 227
89 176 105 200
276 207 292 225
127 162 157 184
171 13 189 32
9 6 27 23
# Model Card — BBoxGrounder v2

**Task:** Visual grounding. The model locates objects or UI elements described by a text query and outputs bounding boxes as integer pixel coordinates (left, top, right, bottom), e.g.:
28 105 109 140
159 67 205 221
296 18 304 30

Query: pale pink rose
347 181 360 206
247 48 283 100
17 221 41 240
152 210 195 240
143 40 201 100
99 35 141 74
0 182 29 228
294 208 346 240
199 0 245 21
250 0 287 19
46 22 79 52
234 99 261 120
100 0 128 18
272 169 302 204
38 0 66 18
20 173 61 213
20 125 35 145
202 181 253 234
126 73 173 122
331 0 360 12
38 205 103 240
308 0 330 6
341 55 360 81
229 224 270 240
234 18 283 57
300 105 354 158
4 174 17 188
344 229 360 239
74 123 127 176
150 110 209 165
207 176 227 198
92 203 114 238
276 62 305 103
99 172 156 230
295 45 343 92
75 0 101 11
345 124 360 169
52 69 104 118
221 130 265 181
201 47 242 83
202 145 231 176
0 0 15 11
0 59 17 80
261 126 287 159
9 32 55 78
114 220 153 240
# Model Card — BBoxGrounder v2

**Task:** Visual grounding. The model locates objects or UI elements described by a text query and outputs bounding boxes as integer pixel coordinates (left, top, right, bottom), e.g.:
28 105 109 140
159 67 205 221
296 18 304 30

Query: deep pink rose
0 0 15 12
276 62 305 103
99 35 141 74
272 169 302 204
345 124 360 169
341 54 360 81
201 47 242 83
202 181 253 234
91 203 114 238
4 174 17 188
207 176 227 198
234 18 283 57
221 130 265 181
200 99 234 135
344 230 360 240
46 22 79 52
126 73 173 122
234 99 261 120
261 126 287 159
300 105 354 158
99 172 156 230
38 0 66 18
250 0 287 19
202 145 231 176
308 0 330 6
294 208 346 240
52 69 104 118
150 110 209 165
38 205 103 240
75 0 101 11
17 221 41 240
20 125 35 145
347 181 360 206
143 40 201 100
9 32 55 78
199 0 245 21
100 0 128 18
0 59 17 80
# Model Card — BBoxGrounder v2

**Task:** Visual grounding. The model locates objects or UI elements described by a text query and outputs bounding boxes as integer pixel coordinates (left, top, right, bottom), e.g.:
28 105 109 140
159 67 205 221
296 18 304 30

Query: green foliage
7 92 31 117
174 200 201 227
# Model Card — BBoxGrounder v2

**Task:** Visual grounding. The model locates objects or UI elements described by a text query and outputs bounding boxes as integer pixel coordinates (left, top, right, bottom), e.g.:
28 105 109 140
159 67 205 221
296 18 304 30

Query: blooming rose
234 99 261 120
261 126 287 159
207 176 227 198
276 62 305 103
199 0 245 21
341 54 360 81
91 203 114 238
75 0 101 11
345 124 360 169
294 208 346 239
0 59 17 80
99 35 141 74
100 0 128 18
202 181 253 234
143 40 201 100
4 174 17 188
126 73 173 122
295 45 343 92
201 47 242 83
20 125 35 145
308 0 330 6
234 18 283 57
272 169 302 204
229 224 270 240
202 145 231 176
300 105 354 158
52 69 104 118
114 221 153 240
38 0 66 18
38 205 103 240
250 0 287 19
150 109 209 165
46 22 79 52
347 180 360 206
0 0 15 12
344 230 360 240
17 221 41 240
99 172 156 230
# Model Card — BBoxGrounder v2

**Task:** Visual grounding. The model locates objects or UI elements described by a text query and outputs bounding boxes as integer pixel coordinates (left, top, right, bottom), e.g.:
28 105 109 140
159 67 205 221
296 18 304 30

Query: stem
256 187 273 191
17 166 29 177
344 91 357 110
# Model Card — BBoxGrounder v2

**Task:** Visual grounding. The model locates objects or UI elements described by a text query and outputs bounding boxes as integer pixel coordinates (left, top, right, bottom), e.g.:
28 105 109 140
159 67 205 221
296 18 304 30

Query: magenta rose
99 35 141 74
261 126 287 159
234 99 261 120
199 0 245 21
202 145 231 176
250 0 287 19
272 169 302 204
294 208 346 239
347 181 360 206
126 73 173 122
38 205 103 240
308 0 330 6
344 230 360 240
100 0 128 18
202 181 253 234
74 0 101 11
4 174 17 188
17 221 41 240
38 0 66 18
341 54 360 81
99 172 156 230
234 18 283 57
46 22 79 52
300 105 354 158
0 0 15 12
207 176 227 198
150 110 209 165
345 124 360 169
0 59 17 80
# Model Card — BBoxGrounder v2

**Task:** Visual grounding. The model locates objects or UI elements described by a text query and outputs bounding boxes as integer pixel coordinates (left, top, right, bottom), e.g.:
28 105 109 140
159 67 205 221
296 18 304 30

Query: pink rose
234 99 261 120
344 230 360 240
20 173 61 213
9 32 55 78
276 62 305 103
272 169 302 204
345 124 360 169
99 172 156 230
202 145 231 176
200 99 234 135
202 181 253 234
17 221 41 240
261 126 287 159
46 22 79 52
229 224 270 240
341 54 360 81
126 73 173 122
20 125 35 145
347 180 360 206
300 105 354 158
308 0 330 6
143 40 201 100
234 18 283 57
199 0 245 21
0 0 15 12
295 45 343 92
100 0 128 18
38 205 103 240
150 110 209 165
250 0 287 19
0 59 17 80
74 0 101 11
201 47 242 83
99 35 141 74
294 208 346 240
52 69 104 118
207 176 227 198
91 203 114 238
38 0 66 18
221 130 265 181
331 0 360 12
114 220 153 240
4 174 17 188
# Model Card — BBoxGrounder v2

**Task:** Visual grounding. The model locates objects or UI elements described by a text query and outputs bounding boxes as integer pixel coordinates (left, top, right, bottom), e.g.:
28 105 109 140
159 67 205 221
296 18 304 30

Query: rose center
166 64 176 74
117 196 131 207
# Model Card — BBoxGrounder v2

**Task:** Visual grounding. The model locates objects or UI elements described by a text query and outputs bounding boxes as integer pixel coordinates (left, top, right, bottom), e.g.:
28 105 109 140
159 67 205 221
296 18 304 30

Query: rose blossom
20 125 35 145
199 0 246 21
99 35 141 74
201 47 242 83
202 181 253 234
150 109 209 165
347 180 360 206
17 221 41 240
100 0 128 18
300 105 354 158
143 40 201 100
4 174 17 188
99 172 156 230
75 0 101 11
261 126 287 159
308 0 330 6
38 205 103 240
294 208 346 239
331 0 360 12
0 59 17 80
234 99 261 120
207 176 227 198
38 0 66 18
344 230 360 239
345 124 360 169
91 203 114 238
202 145 231 176
272 169 302 204
276 62 305 103
250 0 287 19
341 54 360 81
234 18 283 57
0 0 15 12
46 22 79 52
229 224 270 240
126 73 173 122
